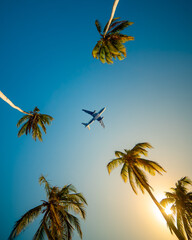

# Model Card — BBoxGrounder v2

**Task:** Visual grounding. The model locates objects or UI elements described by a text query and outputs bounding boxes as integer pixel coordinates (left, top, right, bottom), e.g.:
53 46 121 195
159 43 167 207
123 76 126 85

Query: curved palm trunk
0 91 31 115
133 169 186 240
103 0 120 37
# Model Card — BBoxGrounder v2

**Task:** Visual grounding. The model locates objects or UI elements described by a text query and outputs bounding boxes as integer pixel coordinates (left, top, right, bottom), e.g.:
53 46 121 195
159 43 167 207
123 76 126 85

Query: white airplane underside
82 107 106 130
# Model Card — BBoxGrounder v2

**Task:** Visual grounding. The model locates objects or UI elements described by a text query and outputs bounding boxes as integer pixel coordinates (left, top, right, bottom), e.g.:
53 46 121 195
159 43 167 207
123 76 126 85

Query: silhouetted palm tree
17 107 53 141
161 177 192 240
92 17 134 64
107 142 185 240
9 175 87 240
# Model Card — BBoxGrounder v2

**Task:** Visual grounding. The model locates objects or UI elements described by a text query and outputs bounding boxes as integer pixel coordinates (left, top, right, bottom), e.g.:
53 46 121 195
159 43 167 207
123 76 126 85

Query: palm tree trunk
103 0 119 37
0 91 31 115
133 169 186 240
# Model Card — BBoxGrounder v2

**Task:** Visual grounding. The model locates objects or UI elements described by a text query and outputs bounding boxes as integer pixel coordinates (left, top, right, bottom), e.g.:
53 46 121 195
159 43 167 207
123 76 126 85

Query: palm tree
9 175 87 240
0 91 53 141
92 17 134 64
161 177 192 240
17 107 53 141
107 142 185 240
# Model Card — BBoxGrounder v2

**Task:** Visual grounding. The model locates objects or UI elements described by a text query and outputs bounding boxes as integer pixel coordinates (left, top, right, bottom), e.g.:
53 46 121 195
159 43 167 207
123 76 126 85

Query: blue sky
0 0 192 239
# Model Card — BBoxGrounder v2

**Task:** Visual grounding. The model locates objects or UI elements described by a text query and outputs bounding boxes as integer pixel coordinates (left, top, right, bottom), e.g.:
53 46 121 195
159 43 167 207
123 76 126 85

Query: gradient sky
0 0 192 239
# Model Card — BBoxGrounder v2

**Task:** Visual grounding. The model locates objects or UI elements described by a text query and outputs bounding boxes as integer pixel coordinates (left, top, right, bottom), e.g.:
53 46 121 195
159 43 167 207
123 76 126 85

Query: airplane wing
82 109 95 116
99 120 105 128
87 118 94 125
97 117 105 128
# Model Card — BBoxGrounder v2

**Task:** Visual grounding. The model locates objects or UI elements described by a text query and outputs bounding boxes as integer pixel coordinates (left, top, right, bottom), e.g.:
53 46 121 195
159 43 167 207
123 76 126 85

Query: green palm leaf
99 47 106 63
93 17 134 64
128 167 138 194
136 158 166 175
120 163 128 182
9 175 87 240
17 121 29 137
109 21 134 34
17 107 53 141
9 205 43 239
107 158 123 174
66 212 83 239
161 177 192 239
32 220 45 240
160 198 175 208
104 17 120 32
16 115 30 127
95 20 102 34
92 40 102 59
39 175 51 197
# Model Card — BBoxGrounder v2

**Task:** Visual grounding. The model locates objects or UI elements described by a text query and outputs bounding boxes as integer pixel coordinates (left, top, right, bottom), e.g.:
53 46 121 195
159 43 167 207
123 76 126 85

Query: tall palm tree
107 142 185 240
17 107 53 141
92 17 134 64
9 175 87 240
0 91 53 141
161 177 192 240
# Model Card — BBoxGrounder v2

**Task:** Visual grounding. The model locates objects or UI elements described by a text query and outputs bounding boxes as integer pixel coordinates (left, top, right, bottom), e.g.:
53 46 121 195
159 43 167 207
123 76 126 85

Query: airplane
82 107 106 130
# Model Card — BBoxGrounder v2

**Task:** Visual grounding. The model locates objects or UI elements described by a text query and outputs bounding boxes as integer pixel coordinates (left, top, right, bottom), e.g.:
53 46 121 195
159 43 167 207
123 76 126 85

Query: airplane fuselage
91 107 106 121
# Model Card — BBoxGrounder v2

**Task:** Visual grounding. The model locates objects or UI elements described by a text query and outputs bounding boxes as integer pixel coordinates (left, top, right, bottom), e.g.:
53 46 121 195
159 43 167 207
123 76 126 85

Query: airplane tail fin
82 123 90 130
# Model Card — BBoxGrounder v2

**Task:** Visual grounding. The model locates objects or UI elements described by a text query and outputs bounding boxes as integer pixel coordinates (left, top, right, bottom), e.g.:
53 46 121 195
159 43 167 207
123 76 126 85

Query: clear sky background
0 0 192 239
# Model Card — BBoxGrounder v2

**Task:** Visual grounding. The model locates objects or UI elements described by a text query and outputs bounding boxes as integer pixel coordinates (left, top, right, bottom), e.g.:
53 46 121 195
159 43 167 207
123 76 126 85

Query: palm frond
120 163 128 182
16 115 30 127
108 21 133 34
40 114 53 125
132 142 152 157
38 120 47 134
135 176 145 193
108 20 125 32
136 158 166 175
107 158 123 174
32 124 42 141
9 205 43 239
114 151 125 158
160 198 175 208
92 40 102 59
128 167 138 194
39 175 51 197
104 17 120 33
67 202 86 219
95 20 102 34
63 192 87 205
32 220 45 240
66 212 83 239
133 166 152 192
99 47 106 63
103 44 113 64
182 214 192 239
17 121 29 137
178 176 192 186
64 219 74 240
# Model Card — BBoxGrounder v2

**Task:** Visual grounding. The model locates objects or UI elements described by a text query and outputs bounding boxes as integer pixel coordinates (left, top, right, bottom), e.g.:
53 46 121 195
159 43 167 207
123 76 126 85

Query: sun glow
164 204 173 215
151 194 173 224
